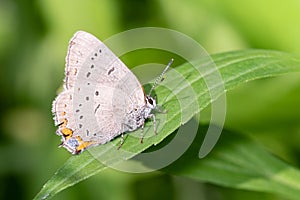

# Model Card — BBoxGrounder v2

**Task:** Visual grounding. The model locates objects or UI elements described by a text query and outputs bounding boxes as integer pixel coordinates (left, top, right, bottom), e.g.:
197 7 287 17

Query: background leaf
164 125 300 200
34 49 300 200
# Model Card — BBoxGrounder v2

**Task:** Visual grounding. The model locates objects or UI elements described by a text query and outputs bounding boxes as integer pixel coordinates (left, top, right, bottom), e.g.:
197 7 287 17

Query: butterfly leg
117 133 124 150
117 133 128 150
140 115 156 143
118 123 130 150
149 113 157 134
140 122 145 143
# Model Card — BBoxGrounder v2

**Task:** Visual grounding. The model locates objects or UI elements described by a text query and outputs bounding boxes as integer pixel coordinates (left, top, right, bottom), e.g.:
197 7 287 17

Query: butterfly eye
148 98 153 105
146 96 156 109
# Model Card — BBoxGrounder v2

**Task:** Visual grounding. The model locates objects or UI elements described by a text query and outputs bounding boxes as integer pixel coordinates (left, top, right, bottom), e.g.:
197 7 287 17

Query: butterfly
52 31 172 154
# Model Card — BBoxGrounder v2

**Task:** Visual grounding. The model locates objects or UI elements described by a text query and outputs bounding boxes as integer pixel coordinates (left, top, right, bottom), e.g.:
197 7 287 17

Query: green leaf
34 49 300 200
164 125 300 200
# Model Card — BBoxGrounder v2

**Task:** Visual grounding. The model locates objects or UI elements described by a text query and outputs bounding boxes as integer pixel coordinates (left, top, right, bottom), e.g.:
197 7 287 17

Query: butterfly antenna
149 58 174 96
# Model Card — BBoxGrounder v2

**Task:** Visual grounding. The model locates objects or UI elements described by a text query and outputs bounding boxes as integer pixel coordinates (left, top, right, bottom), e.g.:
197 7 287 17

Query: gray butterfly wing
53 31 145 152
64 31 101 89
52 31 100 132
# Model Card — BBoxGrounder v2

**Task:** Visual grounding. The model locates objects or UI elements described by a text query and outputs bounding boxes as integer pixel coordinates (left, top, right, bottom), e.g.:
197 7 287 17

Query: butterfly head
145 95 156 109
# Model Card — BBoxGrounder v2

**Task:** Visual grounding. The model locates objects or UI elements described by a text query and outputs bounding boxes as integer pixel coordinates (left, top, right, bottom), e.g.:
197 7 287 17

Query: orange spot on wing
61 127 73 139
74 136 94 154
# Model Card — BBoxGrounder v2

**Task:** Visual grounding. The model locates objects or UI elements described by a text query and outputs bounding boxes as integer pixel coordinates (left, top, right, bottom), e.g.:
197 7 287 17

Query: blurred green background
1 0 300 199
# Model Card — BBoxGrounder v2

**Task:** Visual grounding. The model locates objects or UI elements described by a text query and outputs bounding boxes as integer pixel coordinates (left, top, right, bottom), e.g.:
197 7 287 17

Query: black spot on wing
86 72 91 78
108 67 115 75
94 104 100 114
